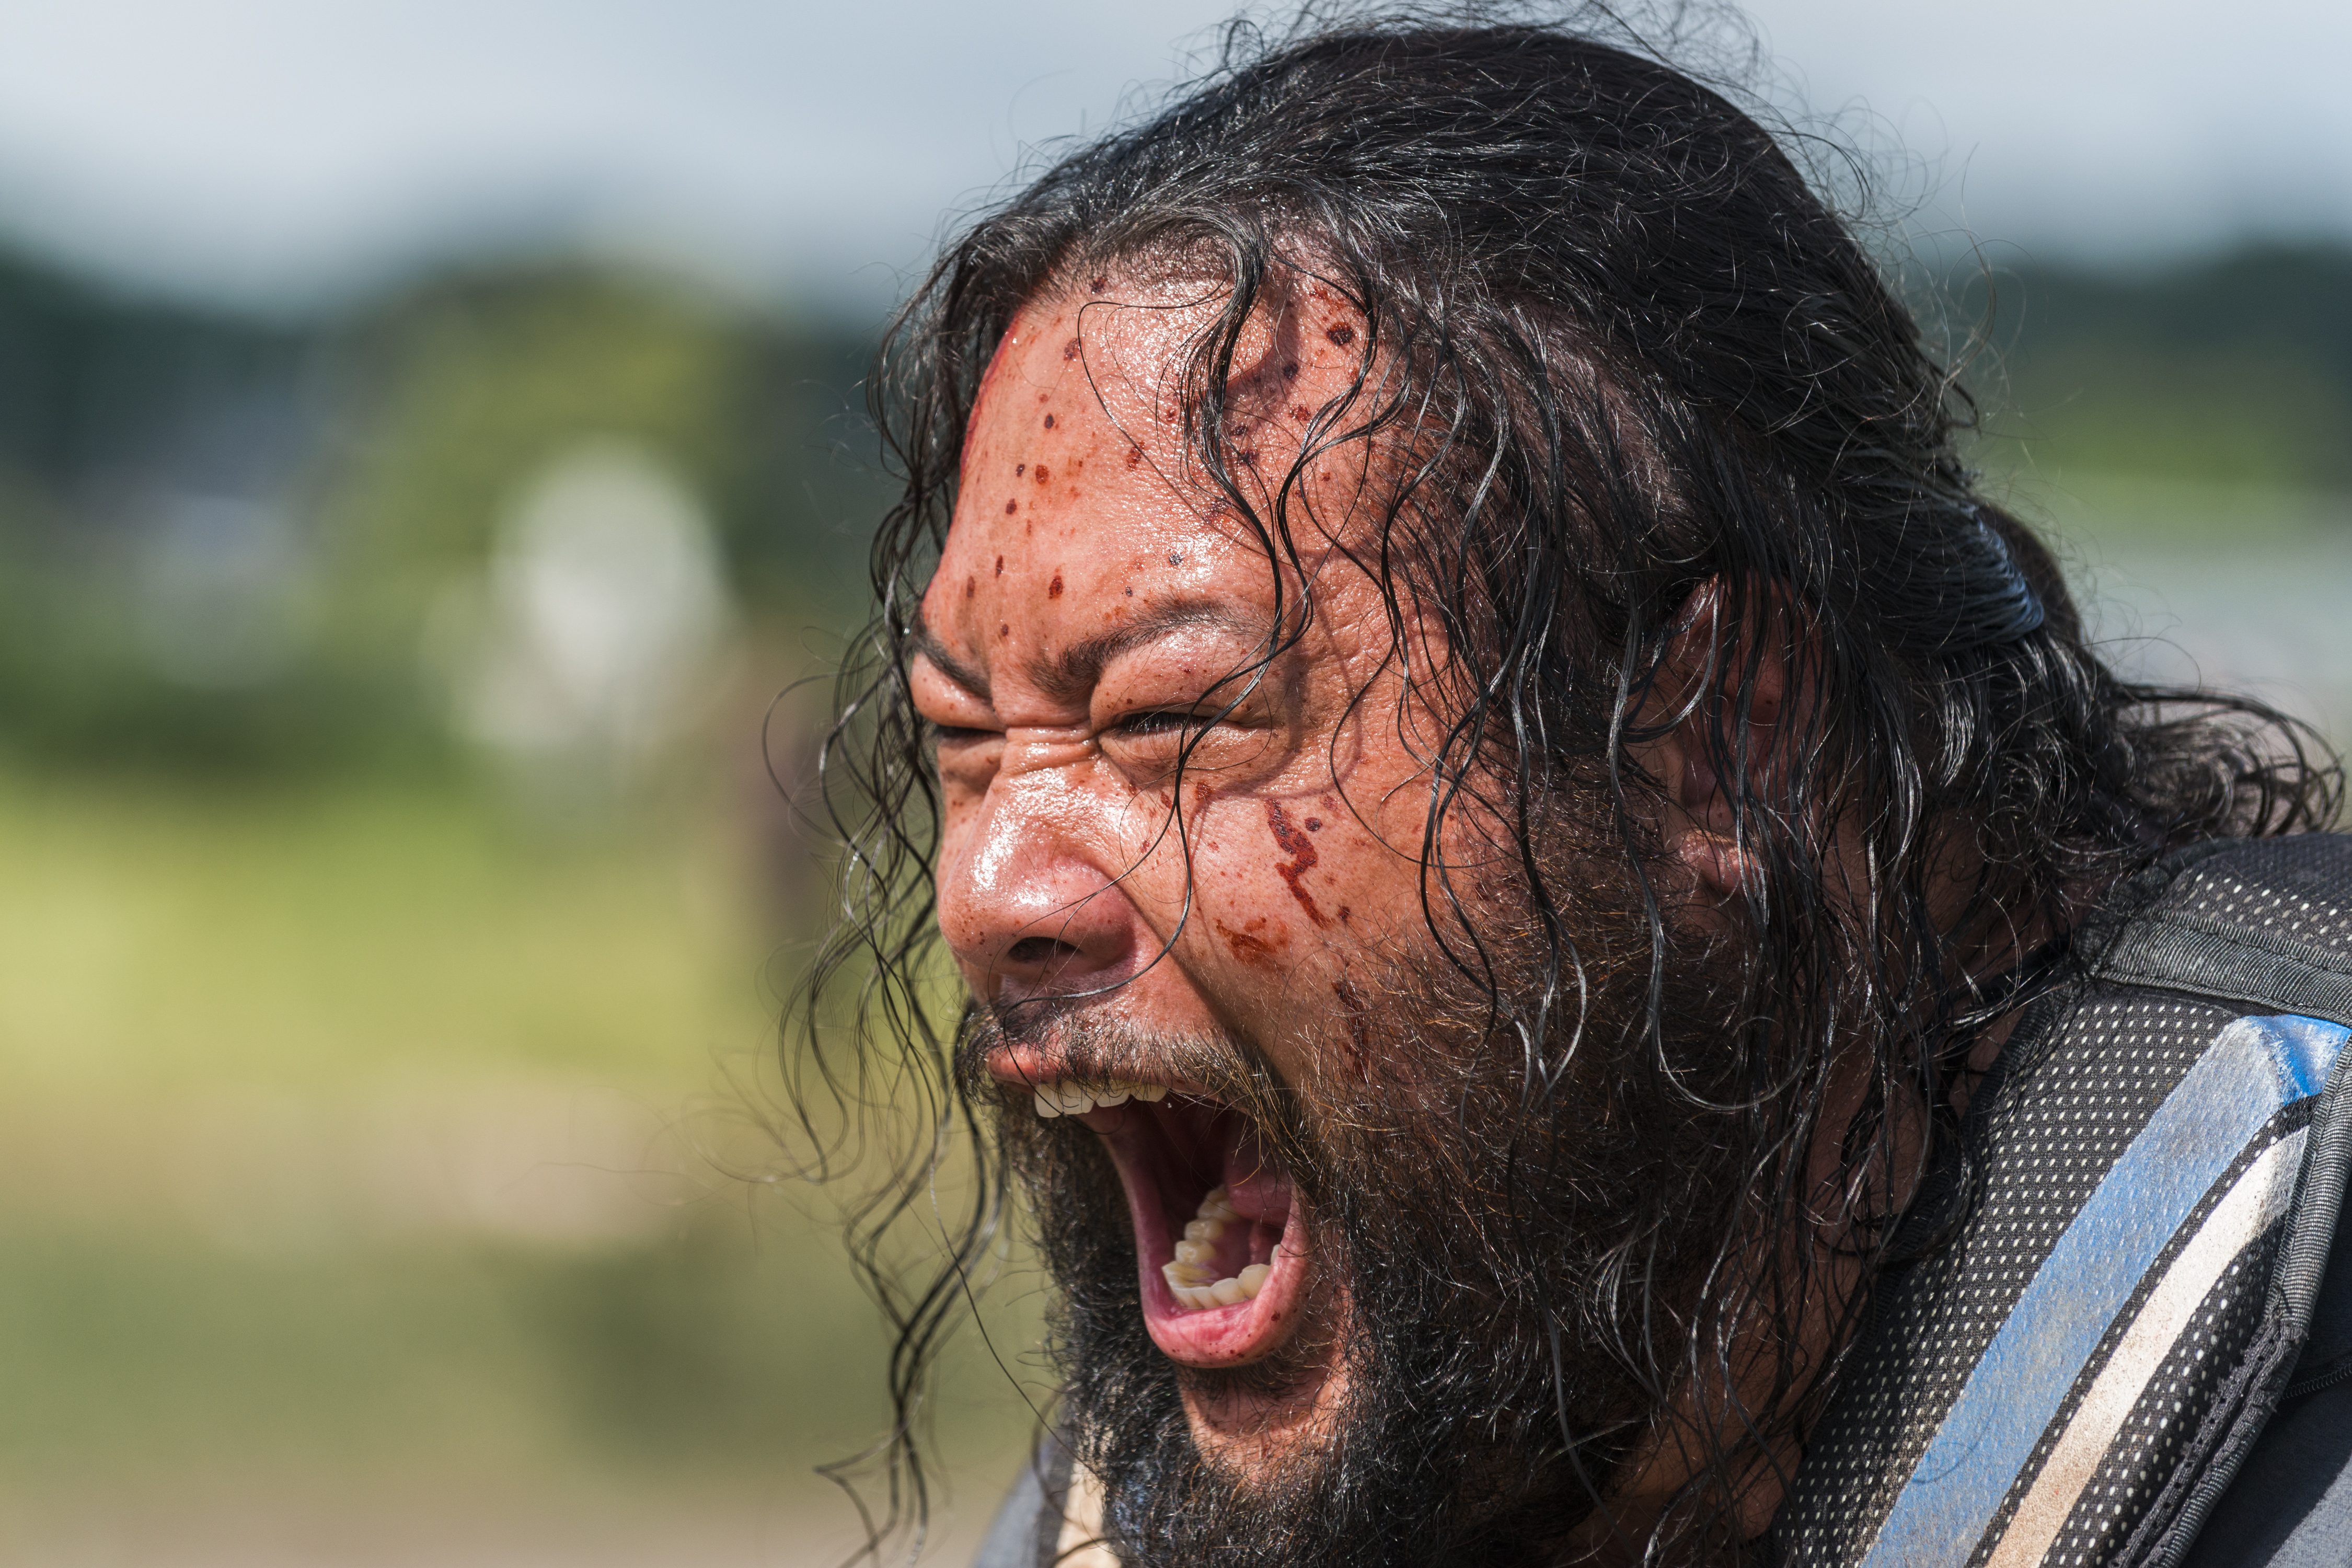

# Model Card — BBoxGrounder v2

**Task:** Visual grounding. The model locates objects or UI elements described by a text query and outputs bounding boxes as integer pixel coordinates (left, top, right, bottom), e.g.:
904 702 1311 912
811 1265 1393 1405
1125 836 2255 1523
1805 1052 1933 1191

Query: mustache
956 1002 1289 1115
962 999 1342 1226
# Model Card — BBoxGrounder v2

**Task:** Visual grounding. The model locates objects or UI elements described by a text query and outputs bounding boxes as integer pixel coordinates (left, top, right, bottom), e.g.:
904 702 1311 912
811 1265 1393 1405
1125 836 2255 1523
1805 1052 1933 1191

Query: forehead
927 271 1374 662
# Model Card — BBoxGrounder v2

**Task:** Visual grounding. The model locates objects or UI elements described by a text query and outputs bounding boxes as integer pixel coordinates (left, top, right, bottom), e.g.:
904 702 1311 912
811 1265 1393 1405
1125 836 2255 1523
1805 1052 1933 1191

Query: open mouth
1019 1073 1310 1367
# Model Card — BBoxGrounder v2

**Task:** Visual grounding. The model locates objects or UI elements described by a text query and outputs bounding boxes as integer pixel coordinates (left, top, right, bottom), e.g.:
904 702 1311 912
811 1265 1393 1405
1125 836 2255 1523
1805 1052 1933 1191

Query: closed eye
1109 709 1212 738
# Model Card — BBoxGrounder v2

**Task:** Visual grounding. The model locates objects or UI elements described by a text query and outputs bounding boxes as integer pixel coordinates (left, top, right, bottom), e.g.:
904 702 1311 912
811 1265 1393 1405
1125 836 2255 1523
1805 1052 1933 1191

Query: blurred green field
0 240 1061 1563
0 771 1046 1563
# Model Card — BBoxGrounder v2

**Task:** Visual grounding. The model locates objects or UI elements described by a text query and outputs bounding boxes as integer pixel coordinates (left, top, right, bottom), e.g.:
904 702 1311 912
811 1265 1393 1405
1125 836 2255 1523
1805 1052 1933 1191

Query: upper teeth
1030 1079 1169 1118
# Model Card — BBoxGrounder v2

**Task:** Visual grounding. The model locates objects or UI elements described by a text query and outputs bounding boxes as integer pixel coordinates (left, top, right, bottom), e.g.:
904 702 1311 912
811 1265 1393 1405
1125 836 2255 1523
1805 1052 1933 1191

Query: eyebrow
911 599 1273 709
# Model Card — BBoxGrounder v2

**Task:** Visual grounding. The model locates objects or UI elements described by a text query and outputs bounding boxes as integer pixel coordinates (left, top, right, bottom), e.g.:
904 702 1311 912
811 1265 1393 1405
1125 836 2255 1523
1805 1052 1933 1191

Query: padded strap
2097 909 2352 1030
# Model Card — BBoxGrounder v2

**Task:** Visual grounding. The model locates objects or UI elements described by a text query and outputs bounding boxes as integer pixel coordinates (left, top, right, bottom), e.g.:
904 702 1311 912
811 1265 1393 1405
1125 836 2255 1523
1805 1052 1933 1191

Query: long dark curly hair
782 5 2341 1560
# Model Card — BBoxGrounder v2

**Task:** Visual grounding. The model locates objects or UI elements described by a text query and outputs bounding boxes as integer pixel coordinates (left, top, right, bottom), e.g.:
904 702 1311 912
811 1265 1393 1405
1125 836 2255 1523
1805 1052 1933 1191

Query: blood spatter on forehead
994 556 1005 575
1005 500 1018 515
1034 466 1050 483
965 577 975 598
1063 338 1082 361
1044 413 1056 429
1016 463 1025 476
1265 801 1328 927
1049 573 1064 599
1326 325 1355 347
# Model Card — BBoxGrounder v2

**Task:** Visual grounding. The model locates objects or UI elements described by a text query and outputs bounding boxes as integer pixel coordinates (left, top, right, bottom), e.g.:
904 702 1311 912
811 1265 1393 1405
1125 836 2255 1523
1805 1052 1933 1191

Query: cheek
1105 788 1416 978
1179 801 1375 965
1108 788 1203 902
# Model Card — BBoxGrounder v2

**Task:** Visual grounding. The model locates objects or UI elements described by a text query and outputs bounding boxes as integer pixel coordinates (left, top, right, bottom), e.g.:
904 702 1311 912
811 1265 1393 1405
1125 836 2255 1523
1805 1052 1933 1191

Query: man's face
914 274 1428 1432
912 274 1747 1561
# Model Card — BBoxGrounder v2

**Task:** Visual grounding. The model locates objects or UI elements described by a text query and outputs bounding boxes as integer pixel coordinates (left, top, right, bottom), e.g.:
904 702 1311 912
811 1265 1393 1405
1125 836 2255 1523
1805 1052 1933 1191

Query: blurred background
0 1 2342 1563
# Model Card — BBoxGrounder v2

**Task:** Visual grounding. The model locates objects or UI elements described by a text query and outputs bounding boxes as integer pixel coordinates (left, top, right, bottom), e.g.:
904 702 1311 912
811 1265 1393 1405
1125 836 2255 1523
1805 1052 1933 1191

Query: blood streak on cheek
1215 916 1288 966
1264 800 1327 926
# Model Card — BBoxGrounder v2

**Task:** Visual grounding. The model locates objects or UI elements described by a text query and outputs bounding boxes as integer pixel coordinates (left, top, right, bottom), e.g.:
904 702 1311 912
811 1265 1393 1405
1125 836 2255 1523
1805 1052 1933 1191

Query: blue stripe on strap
1860 1013 2351 1567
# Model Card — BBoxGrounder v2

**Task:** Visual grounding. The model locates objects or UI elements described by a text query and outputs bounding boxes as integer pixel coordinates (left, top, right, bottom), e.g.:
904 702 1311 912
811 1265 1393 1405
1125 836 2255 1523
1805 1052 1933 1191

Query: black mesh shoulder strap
2090 837 2352 1031
2083 837 2352 1567
1776 834 2352 1568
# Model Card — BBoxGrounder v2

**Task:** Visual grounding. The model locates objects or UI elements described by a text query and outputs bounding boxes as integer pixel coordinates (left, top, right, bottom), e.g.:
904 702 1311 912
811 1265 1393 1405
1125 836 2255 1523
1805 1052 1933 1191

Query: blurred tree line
0 246 892 777
1961 242 2352 493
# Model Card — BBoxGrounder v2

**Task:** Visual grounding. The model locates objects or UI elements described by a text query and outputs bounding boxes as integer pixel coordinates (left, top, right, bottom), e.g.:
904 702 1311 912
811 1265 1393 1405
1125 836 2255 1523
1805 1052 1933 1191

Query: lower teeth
1159 1185 1272 1310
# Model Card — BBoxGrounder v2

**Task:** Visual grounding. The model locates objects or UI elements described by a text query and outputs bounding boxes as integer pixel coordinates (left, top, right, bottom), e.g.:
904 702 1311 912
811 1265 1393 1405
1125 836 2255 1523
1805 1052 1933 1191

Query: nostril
1007 935 1083 969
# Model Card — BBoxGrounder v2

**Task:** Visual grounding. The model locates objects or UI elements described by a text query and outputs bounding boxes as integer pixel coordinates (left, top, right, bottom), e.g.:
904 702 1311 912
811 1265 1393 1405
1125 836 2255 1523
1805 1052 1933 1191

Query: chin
1174 1295 1355 1473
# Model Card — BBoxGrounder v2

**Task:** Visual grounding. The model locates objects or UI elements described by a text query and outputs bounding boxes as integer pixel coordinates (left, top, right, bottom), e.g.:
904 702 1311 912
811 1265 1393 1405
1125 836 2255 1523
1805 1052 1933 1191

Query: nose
935 767 1142 1004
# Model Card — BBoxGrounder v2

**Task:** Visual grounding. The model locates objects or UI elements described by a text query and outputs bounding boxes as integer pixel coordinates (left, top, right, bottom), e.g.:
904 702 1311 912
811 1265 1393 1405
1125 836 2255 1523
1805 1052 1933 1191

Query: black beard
981 894 1762 1568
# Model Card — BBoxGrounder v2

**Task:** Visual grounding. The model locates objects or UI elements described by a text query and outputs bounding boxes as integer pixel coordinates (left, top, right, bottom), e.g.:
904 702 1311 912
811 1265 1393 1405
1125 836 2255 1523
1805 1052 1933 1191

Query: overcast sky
0 0 2344 316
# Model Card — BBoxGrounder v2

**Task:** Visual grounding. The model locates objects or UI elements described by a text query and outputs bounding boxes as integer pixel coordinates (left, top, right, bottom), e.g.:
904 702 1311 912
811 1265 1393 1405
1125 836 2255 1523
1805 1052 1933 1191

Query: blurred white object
456 436 733 767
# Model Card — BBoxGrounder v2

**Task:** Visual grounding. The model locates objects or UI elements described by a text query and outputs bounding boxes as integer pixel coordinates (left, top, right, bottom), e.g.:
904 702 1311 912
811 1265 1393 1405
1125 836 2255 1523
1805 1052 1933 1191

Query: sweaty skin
913 275 1425 1461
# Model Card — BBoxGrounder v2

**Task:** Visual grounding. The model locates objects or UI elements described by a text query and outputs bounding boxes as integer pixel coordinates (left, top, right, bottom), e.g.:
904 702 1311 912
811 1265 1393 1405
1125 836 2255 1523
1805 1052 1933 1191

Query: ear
1633 578 1797 906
